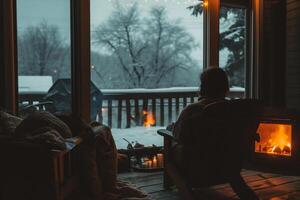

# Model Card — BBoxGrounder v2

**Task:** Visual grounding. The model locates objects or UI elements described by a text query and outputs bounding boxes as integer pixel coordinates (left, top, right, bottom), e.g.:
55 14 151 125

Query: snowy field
112 126 165 149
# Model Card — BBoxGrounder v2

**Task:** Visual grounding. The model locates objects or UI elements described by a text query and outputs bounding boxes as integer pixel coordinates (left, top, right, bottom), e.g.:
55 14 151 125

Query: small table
118 146 163 172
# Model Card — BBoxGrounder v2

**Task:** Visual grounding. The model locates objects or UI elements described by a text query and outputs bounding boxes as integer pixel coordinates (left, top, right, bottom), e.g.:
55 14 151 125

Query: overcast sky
17 0 204 66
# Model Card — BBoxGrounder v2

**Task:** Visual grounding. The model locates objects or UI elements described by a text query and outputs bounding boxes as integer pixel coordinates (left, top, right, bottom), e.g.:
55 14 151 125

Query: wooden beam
205 0 220 68
0 0 18 114
71 0 91 122
252 0 263 99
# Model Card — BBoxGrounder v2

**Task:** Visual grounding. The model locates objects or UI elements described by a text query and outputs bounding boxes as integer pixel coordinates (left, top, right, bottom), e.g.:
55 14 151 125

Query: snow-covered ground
112 126 165 149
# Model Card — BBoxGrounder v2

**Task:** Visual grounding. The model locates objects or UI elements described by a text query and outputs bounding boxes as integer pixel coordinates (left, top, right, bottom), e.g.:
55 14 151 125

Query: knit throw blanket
12 111 151 200
78 122 152 200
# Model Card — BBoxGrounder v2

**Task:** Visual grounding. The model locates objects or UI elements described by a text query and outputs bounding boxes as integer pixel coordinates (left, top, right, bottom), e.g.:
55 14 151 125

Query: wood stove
255 120 293 157
250 108 300 174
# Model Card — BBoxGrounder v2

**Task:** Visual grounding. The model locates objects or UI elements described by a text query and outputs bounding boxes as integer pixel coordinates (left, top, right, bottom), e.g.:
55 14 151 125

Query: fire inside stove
255 123 292 156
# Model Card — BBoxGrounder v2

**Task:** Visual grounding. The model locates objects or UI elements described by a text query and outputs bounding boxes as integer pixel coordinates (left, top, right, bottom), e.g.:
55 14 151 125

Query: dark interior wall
286 0 300 110
259 0 286 107
0 1 5 108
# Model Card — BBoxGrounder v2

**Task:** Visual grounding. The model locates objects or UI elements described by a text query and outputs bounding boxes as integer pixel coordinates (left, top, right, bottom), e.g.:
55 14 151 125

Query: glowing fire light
255 123 292 156
202 1 208 7
143 111 155 127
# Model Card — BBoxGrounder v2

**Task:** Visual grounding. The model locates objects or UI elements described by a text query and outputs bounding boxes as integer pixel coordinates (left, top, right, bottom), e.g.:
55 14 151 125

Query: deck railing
19 87 244 128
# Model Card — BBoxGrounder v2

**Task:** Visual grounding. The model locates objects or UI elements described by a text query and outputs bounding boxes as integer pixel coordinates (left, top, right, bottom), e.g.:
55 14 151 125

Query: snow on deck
112 126 165 149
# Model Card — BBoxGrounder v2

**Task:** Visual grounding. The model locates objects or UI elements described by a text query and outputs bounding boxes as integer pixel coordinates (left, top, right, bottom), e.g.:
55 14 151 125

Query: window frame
220 0 253 98
0 0 18 113
0 0 260 120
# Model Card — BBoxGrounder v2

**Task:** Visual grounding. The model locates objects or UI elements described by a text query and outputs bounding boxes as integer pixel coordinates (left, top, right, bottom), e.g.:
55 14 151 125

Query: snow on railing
19 87 245 128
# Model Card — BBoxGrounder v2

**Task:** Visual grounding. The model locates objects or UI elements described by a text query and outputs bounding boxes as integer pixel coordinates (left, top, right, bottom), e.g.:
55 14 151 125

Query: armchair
0 133 82 200
158 99 262 200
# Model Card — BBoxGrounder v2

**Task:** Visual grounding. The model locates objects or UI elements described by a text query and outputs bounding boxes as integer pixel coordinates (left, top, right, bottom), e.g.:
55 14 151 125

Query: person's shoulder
182 101 206 115
186 101 207 109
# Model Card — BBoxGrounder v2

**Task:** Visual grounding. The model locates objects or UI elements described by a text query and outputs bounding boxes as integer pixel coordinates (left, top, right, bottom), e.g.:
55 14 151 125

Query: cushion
14 111 72 138
0 111 23 136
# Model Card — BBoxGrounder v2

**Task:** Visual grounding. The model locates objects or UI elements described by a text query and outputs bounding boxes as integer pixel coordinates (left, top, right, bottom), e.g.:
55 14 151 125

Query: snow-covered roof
18 76 53 94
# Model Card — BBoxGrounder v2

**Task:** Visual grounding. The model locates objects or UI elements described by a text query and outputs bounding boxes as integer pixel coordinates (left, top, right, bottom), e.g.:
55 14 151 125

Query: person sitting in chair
169 67 259 200
173 67 229 142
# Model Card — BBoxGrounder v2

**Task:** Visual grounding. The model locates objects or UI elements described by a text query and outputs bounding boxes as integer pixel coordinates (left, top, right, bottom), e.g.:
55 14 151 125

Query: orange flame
143 111 155 127
203 1 208 8
255 123 292 156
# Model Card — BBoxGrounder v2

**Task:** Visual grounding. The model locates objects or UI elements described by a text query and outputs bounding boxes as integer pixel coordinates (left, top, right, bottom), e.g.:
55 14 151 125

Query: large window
17 0 71 115
91 0 203 89
219 5 248 96
0 0 252 134
90 0 204 148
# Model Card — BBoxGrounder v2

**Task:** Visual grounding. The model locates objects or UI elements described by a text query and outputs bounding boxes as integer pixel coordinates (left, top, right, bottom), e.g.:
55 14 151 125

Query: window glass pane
91 0 204 149
219 6 247 98
17 0 71 116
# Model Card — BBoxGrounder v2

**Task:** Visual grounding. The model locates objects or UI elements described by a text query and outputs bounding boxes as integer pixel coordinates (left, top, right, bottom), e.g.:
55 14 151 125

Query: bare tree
18 21 70 80
93 4 197 88
143 7 196 87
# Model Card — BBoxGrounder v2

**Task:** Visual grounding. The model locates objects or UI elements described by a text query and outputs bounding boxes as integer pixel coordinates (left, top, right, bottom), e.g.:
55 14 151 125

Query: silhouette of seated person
170 67 259 200
173 67 230 141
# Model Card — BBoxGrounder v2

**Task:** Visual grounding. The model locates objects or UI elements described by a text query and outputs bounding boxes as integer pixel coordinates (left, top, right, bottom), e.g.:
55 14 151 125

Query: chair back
184 99 262 183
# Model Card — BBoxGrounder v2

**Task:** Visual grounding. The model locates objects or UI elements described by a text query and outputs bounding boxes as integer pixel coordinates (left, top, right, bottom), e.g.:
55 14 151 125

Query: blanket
79 121 152 200
9 111 152 200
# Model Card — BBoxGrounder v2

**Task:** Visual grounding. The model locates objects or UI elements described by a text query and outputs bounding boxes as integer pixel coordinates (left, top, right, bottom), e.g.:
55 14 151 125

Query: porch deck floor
118 170 300 200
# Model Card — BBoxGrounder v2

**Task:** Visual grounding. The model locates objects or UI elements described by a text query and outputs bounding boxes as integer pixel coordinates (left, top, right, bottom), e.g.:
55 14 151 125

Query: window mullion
71 0 91 121
205 0 220 68
0 0 18 114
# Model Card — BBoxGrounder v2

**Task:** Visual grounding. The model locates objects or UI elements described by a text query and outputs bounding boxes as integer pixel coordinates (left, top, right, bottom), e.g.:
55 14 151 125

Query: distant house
44 79 103 120
18 76 53 94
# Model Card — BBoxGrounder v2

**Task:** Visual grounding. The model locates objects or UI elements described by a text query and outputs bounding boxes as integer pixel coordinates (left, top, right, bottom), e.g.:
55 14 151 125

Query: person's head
199 67 229 98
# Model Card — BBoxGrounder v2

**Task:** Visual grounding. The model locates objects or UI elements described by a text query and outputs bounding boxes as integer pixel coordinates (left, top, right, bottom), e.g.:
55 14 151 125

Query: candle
149 160 152 168
153 156 157 168
157 153 163 168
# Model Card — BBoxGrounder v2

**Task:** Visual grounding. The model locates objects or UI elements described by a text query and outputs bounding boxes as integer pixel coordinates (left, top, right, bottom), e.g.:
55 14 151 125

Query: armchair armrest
157 129 177 141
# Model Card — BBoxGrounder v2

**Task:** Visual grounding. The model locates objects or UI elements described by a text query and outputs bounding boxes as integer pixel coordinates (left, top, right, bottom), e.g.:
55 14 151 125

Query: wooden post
252 0 263 99
71 0 91 122
0 0 18 114
175 97 180 117
160 98 165 126
126 99 131 128
183 97 187 108
142 98 148 115
117 99 122 128
134 98 140 126
108 100 112 127
205 0 220 68
152 98 156 126
190 96 195 104
168 97 172 124
97 99 103 123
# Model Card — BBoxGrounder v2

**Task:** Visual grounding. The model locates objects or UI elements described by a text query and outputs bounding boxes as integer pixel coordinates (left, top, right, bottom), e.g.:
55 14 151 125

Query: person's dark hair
199 67 229 98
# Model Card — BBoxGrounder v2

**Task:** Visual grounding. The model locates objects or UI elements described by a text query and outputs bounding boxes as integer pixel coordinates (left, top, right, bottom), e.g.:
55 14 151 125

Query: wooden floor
118 170 300 200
